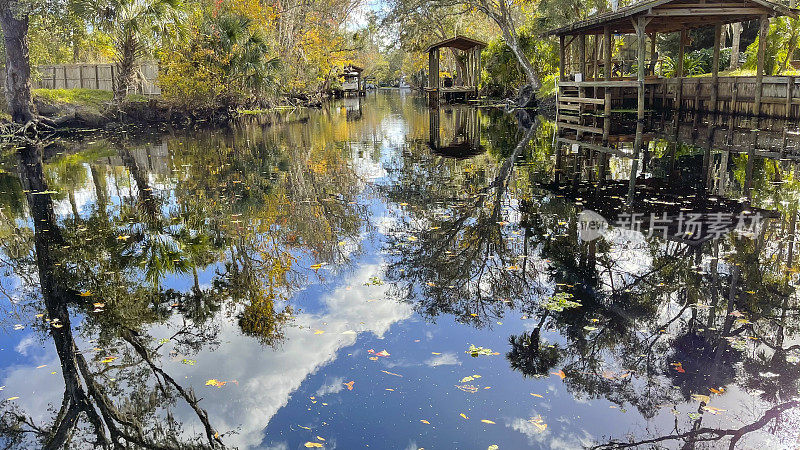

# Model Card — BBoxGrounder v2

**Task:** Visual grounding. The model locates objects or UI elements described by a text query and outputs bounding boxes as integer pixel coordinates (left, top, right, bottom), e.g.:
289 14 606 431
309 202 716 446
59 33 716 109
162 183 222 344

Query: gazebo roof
426 35 488 53
545 0 798 36
344 64 364 73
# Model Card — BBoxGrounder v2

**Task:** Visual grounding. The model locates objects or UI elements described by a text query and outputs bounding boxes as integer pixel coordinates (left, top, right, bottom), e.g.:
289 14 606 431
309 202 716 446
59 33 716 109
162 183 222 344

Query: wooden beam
755 15 769 116
649 7 769 16
559 35 566 81
603 26 612 143
711 23 722 113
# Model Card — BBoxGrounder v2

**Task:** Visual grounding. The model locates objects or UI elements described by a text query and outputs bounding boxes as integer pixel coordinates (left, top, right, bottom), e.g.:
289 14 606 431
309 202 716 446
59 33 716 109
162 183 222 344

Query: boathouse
425 36 487 105
547 0 800 146
341 65 365 96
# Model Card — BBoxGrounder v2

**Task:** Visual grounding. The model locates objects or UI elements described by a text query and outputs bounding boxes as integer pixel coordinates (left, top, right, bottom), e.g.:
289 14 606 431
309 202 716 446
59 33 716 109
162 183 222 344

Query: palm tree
74 0 184 101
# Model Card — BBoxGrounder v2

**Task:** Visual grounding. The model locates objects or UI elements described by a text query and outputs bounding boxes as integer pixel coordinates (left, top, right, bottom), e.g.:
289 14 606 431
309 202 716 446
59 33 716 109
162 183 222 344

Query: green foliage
482 26 558 98
160 10 280 110
744 17 800 75
542 292 582 312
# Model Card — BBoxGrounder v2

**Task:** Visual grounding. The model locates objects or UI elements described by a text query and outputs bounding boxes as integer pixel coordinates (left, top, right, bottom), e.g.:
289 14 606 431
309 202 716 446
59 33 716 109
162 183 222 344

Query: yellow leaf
205 379 226 388
420 419 430 424
460 413 469 419
531 393 543 398
691 394 711 403
314 330 325 334
481 419 496 424
304 442 324 448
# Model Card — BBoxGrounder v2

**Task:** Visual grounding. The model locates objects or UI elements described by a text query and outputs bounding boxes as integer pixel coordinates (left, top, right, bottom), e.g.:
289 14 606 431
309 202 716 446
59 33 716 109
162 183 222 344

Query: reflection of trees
388 118 800 447
0 145 224 449
0 106 376 447
384 113 542 327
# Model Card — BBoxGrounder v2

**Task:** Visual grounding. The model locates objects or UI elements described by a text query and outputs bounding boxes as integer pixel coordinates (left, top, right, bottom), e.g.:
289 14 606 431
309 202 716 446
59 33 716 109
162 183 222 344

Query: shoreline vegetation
2 0 800 140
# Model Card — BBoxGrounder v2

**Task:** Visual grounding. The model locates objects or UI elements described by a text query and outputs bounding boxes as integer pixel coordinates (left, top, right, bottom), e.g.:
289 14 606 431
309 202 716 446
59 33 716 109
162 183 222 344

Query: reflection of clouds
0 264 411 450
508 415 593 449
14 334 36 356
165 263 412 449
315 376 345 397
425 352 460 367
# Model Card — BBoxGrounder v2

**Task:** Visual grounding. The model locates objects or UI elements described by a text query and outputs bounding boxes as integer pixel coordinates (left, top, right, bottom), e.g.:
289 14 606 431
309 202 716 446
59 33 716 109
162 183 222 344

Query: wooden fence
23 62 160 95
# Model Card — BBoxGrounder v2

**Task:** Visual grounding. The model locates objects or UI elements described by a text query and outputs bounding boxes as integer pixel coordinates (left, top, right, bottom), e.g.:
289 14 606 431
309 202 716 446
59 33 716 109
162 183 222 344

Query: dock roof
545 0 798 36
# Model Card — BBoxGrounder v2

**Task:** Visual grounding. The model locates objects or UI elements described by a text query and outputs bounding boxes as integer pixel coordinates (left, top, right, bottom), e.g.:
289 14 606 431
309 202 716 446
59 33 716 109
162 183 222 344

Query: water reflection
0 94 799 449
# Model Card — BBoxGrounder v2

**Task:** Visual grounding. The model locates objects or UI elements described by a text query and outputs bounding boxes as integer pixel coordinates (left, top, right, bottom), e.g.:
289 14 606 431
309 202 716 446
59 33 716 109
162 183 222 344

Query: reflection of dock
557 112 800 161
428 106 483 158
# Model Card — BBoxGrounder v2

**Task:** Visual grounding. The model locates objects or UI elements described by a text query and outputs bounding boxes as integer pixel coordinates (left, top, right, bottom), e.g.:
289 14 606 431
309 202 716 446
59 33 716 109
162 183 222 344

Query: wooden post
649 32 657 105
94 64 100 89
578 34 586 138
559 35 566 81
603 26 612 143
676 30 686 110
635 17 647 123
428 49 439 105
677 30 686 78
711 24 722 113
786 76 794 119
755 15 769 116
630 16 649 204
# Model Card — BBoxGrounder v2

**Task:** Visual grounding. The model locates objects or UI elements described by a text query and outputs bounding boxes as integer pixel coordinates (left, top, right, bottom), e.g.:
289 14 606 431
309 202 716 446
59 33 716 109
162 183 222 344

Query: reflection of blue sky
2 93 798 448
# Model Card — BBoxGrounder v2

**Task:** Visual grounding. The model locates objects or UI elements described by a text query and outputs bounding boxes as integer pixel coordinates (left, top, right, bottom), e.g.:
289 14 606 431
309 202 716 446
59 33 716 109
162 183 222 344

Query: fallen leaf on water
304 442 324 448
530 393 543 398
36 365 47 369
343 381 355 390
316 437 326 441
205 379 227 388
671 362 686 373
13 324 24 331
709 387 725 394
420 419 430 424
368 349 390 357
552 370 566 380
6 397 19 401
381 370 403 377
488 446 499 450
431 352 441 355
181 359 196 366
481 419 496 424
528 415 547 432
297 425 312 430
455 384 479 393
691 394 710 403
467 344 499 357
702 406 726 414
100 357 117 364
460 413 469 419
460 374 481 383
314 330 325 334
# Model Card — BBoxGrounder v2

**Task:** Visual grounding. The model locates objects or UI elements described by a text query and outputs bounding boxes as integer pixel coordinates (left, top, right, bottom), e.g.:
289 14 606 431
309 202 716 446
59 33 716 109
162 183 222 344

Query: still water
0 91 798 449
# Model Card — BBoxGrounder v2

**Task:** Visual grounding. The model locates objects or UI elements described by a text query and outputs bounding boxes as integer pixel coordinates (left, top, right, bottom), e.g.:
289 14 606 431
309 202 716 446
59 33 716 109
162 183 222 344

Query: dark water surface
0 91 798 449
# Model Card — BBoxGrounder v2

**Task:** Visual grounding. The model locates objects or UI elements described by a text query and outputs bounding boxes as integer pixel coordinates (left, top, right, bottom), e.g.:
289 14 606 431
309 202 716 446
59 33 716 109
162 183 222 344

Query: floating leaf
420 419 430 424
304 442 324 448
343 381 354 391
381 370 403 377
181 359 196 366
100 356 117 364
530 393 543 398
543 292 582 312
205 379 226 388
481 419 496 424
691 394 710 403
467 344 498 357
460 374 481 383
552 370 566 380
488 446 499 450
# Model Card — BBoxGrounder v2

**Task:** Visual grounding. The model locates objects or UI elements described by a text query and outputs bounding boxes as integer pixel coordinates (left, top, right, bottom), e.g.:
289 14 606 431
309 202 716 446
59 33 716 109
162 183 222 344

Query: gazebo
425 36 487 105
546 0 800 146
341 65 365 96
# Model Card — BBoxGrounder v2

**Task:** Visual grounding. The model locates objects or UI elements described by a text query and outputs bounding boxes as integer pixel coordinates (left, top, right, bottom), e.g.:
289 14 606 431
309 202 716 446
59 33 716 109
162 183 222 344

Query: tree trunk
729 22 743 70
0 1 37 123
115 29 138 102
